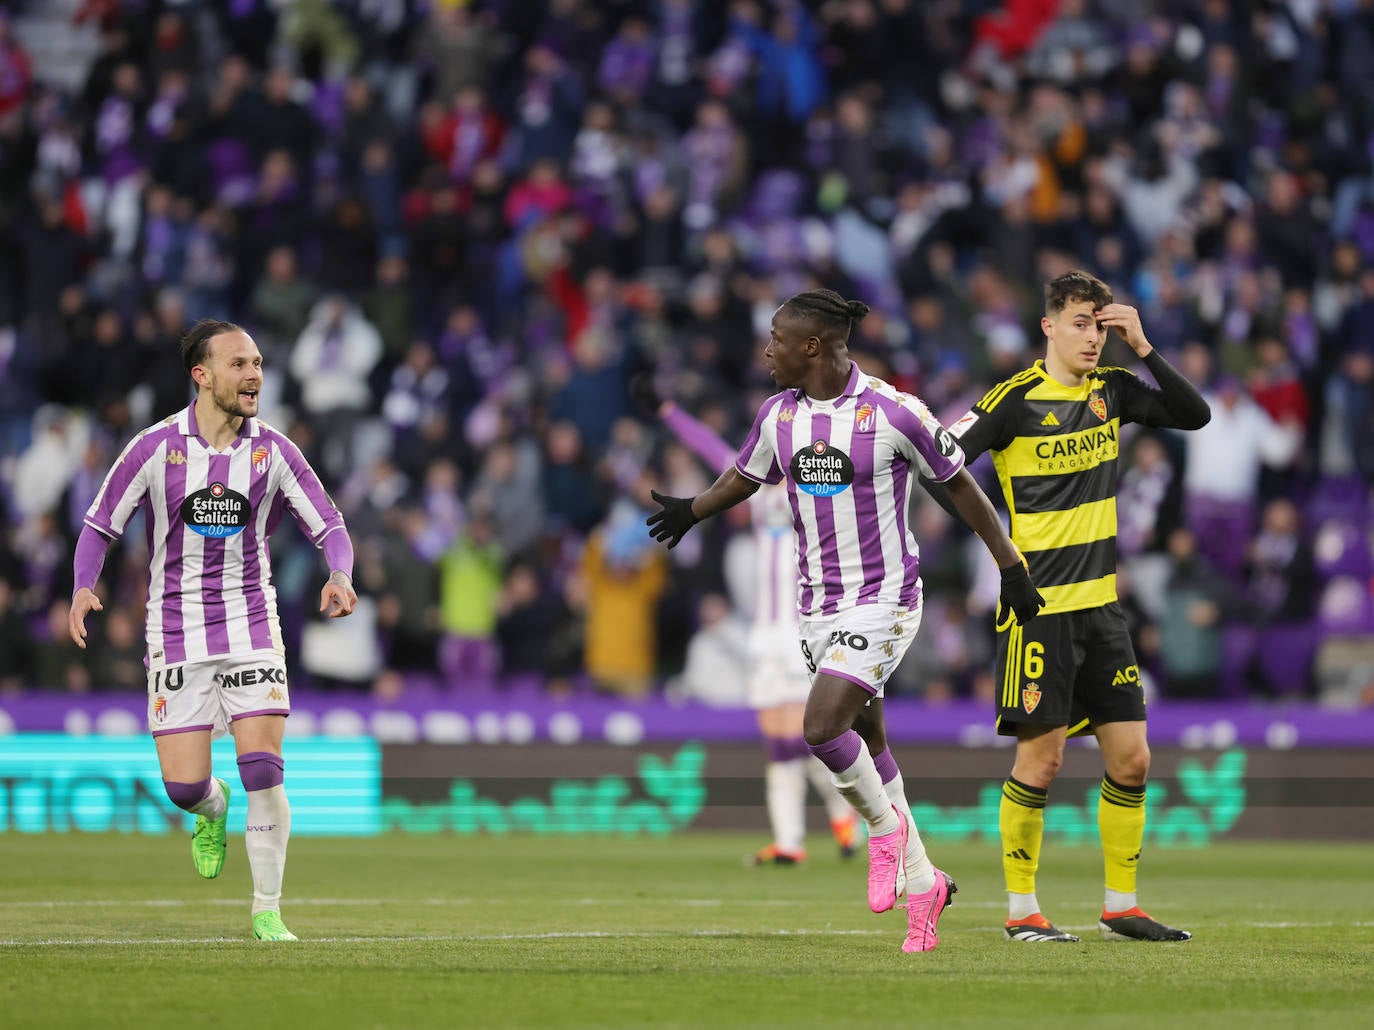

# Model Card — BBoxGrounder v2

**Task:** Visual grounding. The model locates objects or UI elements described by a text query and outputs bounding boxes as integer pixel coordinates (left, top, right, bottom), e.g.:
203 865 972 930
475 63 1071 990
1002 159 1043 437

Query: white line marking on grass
0 929 888 947
4 921 1373 947
0 896 1011 910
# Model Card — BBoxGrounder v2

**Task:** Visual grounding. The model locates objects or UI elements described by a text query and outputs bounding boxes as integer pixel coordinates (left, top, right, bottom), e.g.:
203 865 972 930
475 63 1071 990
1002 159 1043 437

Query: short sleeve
84 431 157 539
888 395 965 483
734 399 784 485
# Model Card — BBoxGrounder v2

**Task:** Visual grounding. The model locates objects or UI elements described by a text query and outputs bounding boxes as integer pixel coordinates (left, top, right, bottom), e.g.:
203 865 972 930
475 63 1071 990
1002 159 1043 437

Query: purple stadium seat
1305 476 1370 526
1318 575 1374 633
1253 625 1320 697
1218 625 1257 699
1313 518 1373 579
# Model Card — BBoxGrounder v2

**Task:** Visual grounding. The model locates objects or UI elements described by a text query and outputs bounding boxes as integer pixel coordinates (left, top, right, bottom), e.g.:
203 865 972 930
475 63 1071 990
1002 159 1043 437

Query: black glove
997 560 1046 627
646 490 699 549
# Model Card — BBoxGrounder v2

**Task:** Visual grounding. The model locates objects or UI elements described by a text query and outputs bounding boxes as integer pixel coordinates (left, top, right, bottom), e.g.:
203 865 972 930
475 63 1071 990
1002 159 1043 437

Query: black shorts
994 603 1146 737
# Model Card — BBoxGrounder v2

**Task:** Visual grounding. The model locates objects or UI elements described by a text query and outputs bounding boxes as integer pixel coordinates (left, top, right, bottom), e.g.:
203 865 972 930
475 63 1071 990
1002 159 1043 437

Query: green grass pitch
2 833 1371 1029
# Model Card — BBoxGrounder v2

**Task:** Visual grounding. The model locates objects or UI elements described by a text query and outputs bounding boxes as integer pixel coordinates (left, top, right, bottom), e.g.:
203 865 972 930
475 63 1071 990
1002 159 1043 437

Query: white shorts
799 602 923 699
745 626 813 709
147 650 290 738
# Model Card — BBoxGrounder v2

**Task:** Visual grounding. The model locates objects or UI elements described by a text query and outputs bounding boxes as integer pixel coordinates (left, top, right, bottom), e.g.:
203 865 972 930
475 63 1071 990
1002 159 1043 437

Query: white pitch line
0 896 1011 910
4 922 1373 947
1 929 886 947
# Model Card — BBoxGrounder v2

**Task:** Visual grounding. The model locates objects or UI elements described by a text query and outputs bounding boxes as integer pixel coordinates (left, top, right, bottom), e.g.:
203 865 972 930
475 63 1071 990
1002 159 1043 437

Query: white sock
245 785 291 916
1008 891 1040 920
1104 888 1137 913
882 770 935 894
805 757 852 824
766 760 808 853
830 749 900 837
189 779 226 819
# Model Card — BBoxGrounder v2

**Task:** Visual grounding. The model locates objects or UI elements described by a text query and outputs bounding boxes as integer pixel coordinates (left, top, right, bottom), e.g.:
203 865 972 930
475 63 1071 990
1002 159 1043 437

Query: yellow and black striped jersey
948 359 1167 615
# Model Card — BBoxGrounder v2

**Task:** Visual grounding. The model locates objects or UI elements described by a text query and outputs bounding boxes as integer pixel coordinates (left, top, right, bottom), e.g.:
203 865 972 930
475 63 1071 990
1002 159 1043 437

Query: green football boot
252 911 299 942
190 778 230 879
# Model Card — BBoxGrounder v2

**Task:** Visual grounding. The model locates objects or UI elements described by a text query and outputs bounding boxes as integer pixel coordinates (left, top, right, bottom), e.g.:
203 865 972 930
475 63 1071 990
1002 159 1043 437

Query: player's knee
802 720 832 748
1110 747 1151 786
164 778 210 812
1014 750 1063 787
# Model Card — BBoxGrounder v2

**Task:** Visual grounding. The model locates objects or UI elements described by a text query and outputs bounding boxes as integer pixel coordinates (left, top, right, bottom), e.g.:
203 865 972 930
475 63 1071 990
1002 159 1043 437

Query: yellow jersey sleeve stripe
977 368 1040 413
1015 496 1117 552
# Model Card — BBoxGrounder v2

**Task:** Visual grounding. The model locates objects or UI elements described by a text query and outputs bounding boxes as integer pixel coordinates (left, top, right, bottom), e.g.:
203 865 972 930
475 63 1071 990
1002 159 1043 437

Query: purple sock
164 778 211 812
873 746 900 785
237 751 284 792
809 730 863 774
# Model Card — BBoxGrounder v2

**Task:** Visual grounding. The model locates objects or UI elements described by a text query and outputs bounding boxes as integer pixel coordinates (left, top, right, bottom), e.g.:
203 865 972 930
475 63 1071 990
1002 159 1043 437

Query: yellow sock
1098 774 1146 897
1000 777 1047 895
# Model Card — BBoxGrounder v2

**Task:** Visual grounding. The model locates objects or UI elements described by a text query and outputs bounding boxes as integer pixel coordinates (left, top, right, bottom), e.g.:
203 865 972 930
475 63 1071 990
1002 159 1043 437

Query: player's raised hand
646 490 699 549
1095 303 1152 357
68 587 104 649
320 571 357 618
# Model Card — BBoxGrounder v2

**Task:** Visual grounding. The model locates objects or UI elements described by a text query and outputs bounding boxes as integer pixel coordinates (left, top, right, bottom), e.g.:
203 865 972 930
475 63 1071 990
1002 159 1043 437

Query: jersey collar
1032 359 1100 398
180 402 260 447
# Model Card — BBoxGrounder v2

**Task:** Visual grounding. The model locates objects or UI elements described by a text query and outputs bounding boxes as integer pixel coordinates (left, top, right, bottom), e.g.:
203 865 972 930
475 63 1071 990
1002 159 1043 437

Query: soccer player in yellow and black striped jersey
945 270 1210 943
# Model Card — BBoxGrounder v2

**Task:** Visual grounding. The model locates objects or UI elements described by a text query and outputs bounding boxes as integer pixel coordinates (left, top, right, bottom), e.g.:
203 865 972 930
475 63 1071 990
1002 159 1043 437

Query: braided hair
782 289 869 346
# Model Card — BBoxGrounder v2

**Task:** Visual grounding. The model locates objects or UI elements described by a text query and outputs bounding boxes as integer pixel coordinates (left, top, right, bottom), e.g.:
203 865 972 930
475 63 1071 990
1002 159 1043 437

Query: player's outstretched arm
646 467 759 549
319 570 357 619
943 468 1046 626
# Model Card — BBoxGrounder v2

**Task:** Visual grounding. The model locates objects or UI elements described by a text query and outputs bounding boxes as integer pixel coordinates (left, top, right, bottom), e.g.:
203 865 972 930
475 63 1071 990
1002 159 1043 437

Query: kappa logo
252 445 270 474
165 449 187 465
869 663 887 681
855 403 875 433
1040 411 1060 427
777 408 794 423
1088 393 1108 421
1022 683 1042 714
880 640 896 658
267 687 286 702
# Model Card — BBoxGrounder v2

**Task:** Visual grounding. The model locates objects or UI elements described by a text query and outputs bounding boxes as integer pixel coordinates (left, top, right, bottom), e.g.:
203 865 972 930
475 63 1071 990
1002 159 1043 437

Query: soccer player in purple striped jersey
68 319 357 943
647 289 1046 952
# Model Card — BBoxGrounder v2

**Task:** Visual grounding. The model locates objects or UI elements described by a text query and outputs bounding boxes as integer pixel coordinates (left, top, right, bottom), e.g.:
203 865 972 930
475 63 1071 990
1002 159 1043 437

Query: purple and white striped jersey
84 404 348 668
734 363 965 617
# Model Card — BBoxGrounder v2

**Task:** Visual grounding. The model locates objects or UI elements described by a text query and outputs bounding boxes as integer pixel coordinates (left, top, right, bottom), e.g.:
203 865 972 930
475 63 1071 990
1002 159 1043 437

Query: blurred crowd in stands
0 0 1372 707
